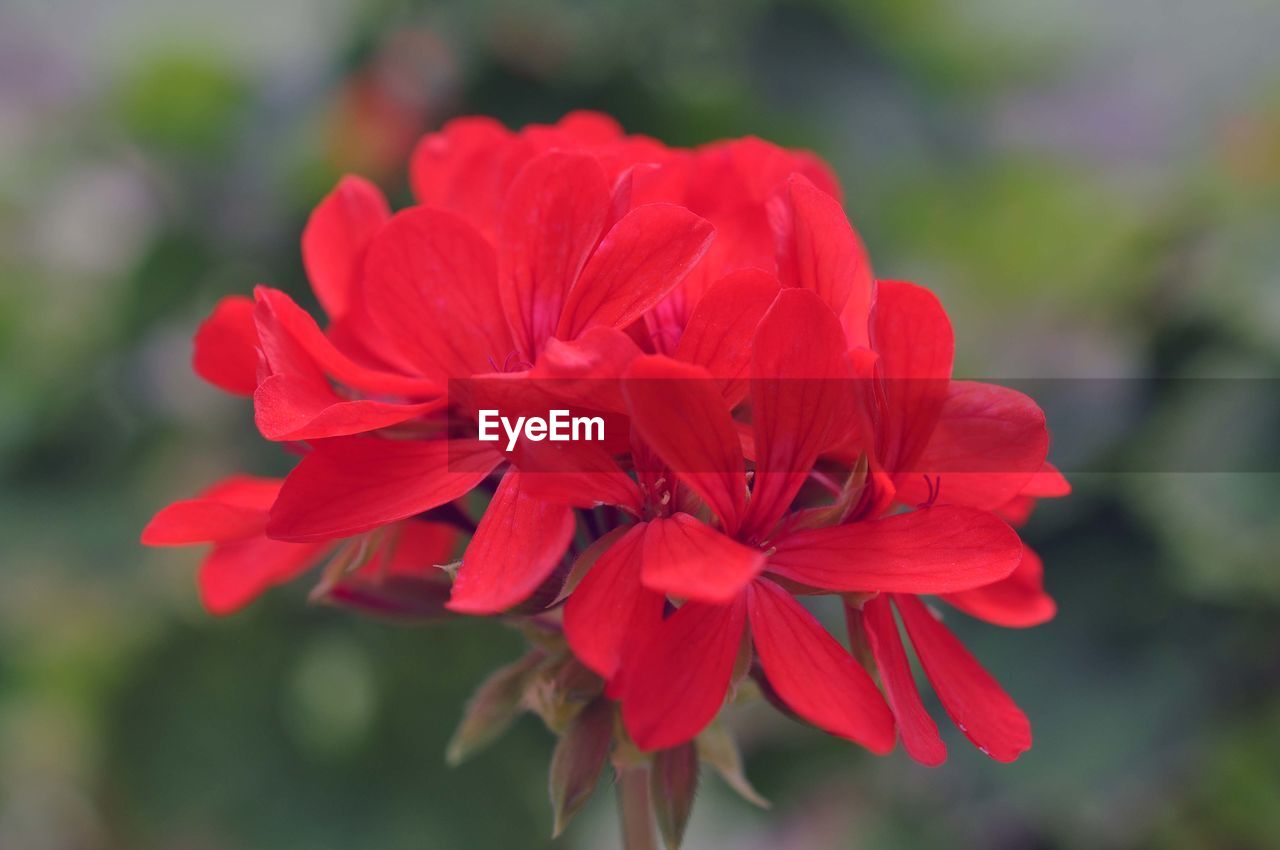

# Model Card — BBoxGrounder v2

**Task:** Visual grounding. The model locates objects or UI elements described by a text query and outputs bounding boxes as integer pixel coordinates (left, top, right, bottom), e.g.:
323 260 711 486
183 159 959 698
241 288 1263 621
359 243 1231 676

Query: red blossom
141 475 456 616
145 112 1068 802
561 289 1021 753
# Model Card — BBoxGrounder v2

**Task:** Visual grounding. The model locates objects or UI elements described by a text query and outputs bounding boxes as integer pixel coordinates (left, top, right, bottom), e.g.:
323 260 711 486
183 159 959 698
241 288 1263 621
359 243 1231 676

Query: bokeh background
2 1 1278 848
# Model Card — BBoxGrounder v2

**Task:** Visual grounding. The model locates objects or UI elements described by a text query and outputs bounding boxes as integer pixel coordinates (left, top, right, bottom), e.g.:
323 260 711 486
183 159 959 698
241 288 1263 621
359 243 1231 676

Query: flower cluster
144 111 1068 843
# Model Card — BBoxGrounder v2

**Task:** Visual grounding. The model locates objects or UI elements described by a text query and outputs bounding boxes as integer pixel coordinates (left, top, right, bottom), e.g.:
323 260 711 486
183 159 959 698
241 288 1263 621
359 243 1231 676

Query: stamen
488 351 531 373
917 474 942 509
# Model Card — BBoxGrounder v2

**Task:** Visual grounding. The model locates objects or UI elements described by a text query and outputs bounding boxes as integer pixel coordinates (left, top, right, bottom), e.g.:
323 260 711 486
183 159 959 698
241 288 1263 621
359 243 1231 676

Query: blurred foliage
0 0 1277 848
115 54 252 156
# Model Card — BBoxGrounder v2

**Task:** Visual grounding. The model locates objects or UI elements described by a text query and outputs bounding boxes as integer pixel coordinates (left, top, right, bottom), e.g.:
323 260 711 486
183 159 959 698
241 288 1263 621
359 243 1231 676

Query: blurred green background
1 1 1278 848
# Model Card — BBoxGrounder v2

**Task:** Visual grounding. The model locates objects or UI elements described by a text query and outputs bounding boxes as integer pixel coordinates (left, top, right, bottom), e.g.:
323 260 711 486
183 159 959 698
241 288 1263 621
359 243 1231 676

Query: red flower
556 182 1059 760
141 475 456 616
802 272 1067 765
254 148 714 615
562 289 1022 751
409 112 672 238
156 112 733 615
146 113 1068 786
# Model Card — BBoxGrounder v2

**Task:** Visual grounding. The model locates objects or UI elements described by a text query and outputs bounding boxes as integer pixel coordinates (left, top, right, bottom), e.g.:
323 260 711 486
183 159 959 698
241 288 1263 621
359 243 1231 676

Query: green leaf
696 723 768 809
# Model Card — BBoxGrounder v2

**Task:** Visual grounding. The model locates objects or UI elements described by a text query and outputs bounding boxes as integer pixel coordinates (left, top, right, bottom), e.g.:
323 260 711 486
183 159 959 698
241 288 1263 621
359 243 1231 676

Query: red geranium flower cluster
144 111 1068 842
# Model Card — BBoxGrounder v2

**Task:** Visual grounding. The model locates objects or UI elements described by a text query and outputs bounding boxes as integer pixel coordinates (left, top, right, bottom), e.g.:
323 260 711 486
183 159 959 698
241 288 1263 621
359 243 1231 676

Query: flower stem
616 765 658 850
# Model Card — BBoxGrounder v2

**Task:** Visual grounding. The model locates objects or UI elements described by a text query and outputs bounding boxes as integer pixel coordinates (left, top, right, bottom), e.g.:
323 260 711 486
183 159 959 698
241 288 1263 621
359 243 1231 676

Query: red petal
326 521 460 619
675 269 782 405
369 520 459 578
858 596 946 766
499 152 610 354
555 204 714 339
446 470 576 614
512 443 643 514
409 117 533 233
267 438 502 542
411 116 507 201
701 137 835 206
251 287 440 440
872 281 954 472
943 545 1056 628
996 495 1038 527
769 175 873 345
605 163 656 233
253 287 440 396
252 374 440 441
142 476 280 545
362 207 513 382
564 523 665 678
530 325 644 414
144 501 266 546
198 536 329 616
893 381 1048 510
196 475 283 509
997 462 1071 525
301 175 389 320
1020 462 1071 498
894 594 1032 762
641 514 766 603
747 579 894 753
192 296 259 396
623 355 747 532
768 506 1022 593
554 110 624 142
621 596 748 750
744 288 855 536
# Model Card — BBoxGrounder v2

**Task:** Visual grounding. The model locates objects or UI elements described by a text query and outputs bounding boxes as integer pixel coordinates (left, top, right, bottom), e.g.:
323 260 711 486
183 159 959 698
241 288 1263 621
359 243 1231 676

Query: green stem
616 765 658 850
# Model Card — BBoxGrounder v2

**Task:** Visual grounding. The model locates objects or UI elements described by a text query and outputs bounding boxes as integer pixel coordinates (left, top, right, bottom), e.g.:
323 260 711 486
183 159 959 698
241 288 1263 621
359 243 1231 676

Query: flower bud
549 697 613 837
445 649 545 766
651 741 698 850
